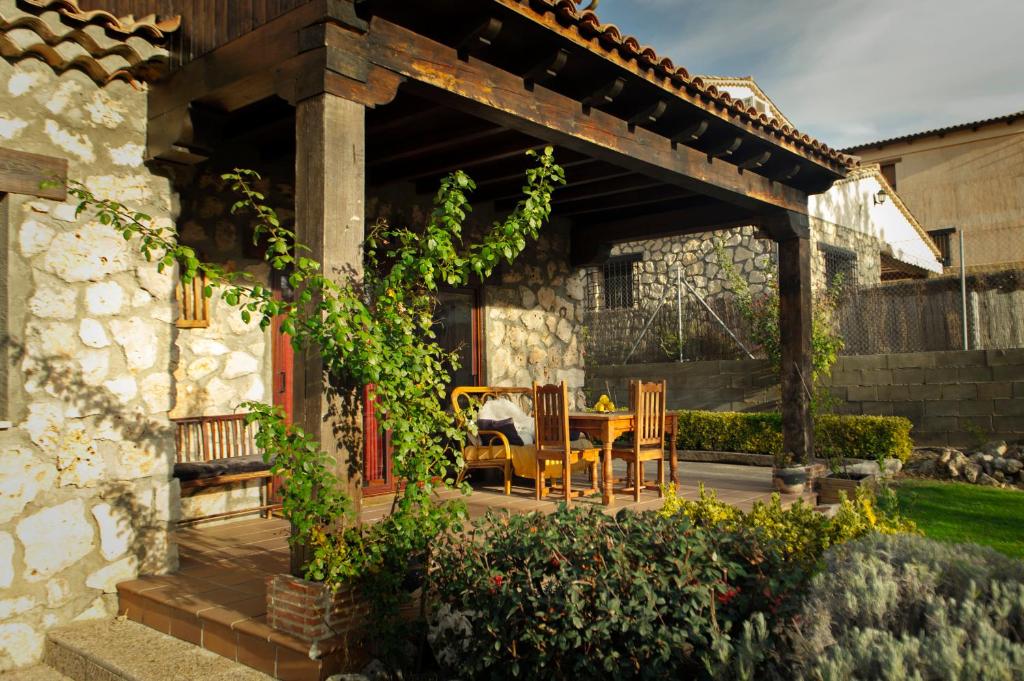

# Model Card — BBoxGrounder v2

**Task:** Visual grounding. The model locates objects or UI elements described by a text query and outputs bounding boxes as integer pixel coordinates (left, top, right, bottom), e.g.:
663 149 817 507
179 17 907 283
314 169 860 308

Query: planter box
817 473 877 505
266 572 423 671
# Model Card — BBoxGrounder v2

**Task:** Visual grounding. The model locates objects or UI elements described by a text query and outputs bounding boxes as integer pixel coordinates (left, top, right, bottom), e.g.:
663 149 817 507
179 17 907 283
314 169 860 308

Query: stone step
42 618 274 681
0 665 74 680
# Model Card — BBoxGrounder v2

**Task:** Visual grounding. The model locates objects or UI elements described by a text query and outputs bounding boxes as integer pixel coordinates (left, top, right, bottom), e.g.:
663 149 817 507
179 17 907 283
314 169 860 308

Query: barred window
928 228 954 267
602 254 641 309
820 244 857 289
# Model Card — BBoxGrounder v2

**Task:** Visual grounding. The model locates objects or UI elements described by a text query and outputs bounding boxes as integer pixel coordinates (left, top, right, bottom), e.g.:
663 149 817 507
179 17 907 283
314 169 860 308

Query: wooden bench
171 414 280 524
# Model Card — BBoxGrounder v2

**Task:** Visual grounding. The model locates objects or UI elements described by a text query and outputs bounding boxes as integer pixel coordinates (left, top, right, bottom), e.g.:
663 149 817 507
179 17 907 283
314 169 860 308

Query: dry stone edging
905 440 1024 490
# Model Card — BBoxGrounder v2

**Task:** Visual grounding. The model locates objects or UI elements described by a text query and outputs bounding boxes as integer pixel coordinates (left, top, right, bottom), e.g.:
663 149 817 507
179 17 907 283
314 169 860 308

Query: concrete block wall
586 348 1024 447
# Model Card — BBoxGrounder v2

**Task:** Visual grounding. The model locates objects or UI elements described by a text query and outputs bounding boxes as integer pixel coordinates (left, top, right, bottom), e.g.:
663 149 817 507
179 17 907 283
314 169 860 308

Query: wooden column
769 211 813 464
293 92 366 544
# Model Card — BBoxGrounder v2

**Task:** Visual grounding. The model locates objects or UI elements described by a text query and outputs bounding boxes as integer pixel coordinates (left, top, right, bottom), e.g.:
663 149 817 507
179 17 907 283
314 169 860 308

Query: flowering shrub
661 484 917 569
428 505 796 680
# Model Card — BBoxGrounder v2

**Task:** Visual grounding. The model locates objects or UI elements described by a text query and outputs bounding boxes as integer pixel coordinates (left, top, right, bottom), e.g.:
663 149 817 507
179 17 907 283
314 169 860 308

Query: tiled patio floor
117 461 814 680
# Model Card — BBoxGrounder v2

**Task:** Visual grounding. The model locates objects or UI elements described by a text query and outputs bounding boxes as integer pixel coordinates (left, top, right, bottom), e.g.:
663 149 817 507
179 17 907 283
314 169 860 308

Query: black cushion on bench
173 454 273 482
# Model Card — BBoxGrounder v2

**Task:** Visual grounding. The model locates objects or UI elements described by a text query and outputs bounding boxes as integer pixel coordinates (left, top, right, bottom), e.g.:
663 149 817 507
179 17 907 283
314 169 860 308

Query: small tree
716 240 845 391
64 148 565 660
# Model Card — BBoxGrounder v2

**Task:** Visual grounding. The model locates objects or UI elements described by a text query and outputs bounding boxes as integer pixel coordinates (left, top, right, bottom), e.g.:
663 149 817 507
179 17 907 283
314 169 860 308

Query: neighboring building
843 112 1024 272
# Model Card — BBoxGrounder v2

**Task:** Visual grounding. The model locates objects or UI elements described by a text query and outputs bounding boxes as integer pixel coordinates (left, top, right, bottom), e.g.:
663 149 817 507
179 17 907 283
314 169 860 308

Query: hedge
675 410 914 462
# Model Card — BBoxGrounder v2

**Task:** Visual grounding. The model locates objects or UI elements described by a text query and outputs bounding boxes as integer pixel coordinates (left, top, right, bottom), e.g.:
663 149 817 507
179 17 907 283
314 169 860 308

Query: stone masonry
0 58 179 669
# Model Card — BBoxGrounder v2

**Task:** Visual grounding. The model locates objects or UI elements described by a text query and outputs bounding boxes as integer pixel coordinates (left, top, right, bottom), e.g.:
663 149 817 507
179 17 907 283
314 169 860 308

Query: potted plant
816 444 879 505
771 450 808 495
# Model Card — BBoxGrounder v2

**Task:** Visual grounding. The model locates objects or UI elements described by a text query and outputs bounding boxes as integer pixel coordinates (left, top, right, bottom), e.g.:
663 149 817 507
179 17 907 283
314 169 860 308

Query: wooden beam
551 174 664 204
0 148 67 200
457 17 503 61
773 214 814 464
293 93 366 530
670 120 708 147
706 136 743 160
368 120 506 166
369 131 543 183
737 150 772 171
581 77 625 114
360 18 810 214
577 198 757 244
627 99 668 132
412 152 591 194
471 161 629 202
523 48 569 91
555 186 691 217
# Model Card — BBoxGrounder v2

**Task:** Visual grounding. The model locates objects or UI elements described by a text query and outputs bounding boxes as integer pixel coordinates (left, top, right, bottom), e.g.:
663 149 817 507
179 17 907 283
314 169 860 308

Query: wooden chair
451 386 535 495
612 380 667 501
533 382 599 505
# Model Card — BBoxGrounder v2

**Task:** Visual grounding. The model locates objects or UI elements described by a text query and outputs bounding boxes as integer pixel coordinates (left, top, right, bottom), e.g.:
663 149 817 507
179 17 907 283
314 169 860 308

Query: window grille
928 228 954 267
588 254 641 310
820 244 857 290
176 271 211 328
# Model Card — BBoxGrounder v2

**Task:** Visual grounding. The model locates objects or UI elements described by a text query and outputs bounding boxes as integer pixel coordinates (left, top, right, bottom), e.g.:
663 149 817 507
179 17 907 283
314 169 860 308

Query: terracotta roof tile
843 110 1024 152
0 0 179 84
514 0 855 170
20 0 179 40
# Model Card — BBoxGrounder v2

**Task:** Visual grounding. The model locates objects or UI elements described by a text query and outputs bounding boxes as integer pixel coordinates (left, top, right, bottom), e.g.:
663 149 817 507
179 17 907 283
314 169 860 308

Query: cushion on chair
477 418 524 446
174 454 273 482
478 398 535 444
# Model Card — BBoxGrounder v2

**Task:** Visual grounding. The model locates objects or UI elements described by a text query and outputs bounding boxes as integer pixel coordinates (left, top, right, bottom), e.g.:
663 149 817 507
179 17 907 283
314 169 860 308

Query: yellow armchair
452 386 535 495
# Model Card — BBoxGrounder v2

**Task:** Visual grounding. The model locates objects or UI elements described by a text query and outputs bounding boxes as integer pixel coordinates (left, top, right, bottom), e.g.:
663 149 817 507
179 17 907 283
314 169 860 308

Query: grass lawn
895 478 1024 559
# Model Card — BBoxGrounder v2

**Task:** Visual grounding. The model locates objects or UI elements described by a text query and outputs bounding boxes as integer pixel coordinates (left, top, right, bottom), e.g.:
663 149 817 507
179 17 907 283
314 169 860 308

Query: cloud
590 0 1024 147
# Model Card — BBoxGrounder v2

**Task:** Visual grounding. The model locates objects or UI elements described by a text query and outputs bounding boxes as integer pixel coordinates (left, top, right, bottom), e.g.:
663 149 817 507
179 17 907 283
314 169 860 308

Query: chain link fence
583 222 1024 366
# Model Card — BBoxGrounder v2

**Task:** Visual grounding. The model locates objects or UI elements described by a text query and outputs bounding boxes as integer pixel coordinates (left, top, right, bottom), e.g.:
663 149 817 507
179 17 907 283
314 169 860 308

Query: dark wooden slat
369 131 545 184
0 148 67 200
368 119 506 166
362 19 811 214
555 186 691 216
471 160 629 202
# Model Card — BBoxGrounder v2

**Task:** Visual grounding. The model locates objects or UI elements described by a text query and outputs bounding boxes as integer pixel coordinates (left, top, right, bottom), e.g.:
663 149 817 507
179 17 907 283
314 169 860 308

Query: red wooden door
270 271 294 502
362 385 394 496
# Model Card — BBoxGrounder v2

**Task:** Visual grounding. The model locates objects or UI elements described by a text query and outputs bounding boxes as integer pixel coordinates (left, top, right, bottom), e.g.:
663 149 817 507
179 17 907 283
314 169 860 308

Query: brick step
41 618 273 681
117 574 345 680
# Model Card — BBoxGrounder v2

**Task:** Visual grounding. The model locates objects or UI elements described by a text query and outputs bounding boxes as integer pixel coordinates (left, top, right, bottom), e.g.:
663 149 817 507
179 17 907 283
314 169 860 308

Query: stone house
582 78 942 367
843 111 1024 273
0 0 857 670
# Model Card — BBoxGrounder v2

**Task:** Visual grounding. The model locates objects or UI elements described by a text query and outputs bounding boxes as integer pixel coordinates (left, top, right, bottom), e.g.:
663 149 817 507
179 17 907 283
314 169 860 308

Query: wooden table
569 411 679 505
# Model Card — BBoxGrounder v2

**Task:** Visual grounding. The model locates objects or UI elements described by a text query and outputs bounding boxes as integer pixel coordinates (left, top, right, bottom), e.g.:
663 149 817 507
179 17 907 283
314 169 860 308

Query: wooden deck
117 462 813 680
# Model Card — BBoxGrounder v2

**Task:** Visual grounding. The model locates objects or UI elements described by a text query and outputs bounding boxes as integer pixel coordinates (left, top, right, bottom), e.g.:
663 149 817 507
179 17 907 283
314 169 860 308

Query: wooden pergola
141 0 854 491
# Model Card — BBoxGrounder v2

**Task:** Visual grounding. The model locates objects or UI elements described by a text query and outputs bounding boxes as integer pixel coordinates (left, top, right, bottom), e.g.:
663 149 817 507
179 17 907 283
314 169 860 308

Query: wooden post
776 221 814 464
293 92 366 573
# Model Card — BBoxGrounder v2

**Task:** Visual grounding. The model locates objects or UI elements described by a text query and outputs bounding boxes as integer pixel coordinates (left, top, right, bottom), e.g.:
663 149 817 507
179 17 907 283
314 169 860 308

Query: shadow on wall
5 336 179 564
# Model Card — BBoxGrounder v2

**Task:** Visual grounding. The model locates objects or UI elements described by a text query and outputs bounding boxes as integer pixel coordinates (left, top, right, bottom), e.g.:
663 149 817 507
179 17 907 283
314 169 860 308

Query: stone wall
484 222 588 407
169 168 288 521
0 59 178 669
586 349 1024 447
605 217 883 308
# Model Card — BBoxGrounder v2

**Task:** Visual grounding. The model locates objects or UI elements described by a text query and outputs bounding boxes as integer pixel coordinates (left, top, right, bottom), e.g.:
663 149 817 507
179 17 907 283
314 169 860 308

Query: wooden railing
172 413 260 464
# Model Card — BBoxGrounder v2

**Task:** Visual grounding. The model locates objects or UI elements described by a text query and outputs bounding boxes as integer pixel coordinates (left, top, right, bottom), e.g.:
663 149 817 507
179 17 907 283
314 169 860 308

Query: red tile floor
117 462 815 680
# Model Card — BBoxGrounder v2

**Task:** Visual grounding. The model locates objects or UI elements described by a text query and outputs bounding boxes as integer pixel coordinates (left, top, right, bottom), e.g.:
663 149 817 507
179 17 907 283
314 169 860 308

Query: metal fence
583 226 1024 365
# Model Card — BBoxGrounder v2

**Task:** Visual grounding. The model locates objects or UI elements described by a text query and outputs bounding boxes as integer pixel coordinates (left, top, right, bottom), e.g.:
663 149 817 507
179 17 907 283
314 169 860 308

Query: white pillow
478 398 535 445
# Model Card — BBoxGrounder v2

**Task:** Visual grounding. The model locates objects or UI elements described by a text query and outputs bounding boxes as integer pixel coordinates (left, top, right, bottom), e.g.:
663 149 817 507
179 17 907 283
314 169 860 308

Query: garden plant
63 148 565 665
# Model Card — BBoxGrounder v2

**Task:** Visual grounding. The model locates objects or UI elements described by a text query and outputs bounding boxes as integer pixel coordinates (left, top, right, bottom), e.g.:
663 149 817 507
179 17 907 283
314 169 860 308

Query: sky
589 0 1024 149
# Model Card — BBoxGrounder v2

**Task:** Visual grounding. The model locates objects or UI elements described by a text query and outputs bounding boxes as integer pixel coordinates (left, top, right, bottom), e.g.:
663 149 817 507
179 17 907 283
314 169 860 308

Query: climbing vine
65 148 565 612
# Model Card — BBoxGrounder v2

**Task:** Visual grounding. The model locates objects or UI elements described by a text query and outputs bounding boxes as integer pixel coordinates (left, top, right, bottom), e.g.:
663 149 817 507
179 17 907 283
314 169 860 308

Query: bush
674 410 914 462
662 484 917 572
784 533 1024 680
427 505 795 680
